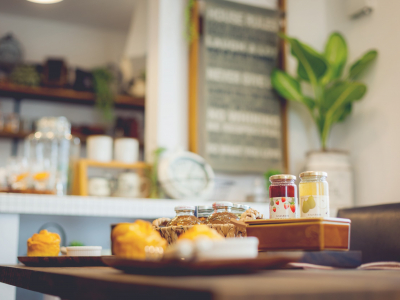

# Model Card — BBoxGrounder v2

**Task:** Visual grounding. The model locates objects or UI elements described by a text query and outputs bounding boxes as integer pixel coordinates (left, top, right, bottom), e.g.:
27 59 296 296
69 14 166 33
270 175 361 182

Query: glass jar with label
197 205 213 224
299 171 329 218
269 174 297 219
232 204 250 218
206 202 239 225
167 206 201 226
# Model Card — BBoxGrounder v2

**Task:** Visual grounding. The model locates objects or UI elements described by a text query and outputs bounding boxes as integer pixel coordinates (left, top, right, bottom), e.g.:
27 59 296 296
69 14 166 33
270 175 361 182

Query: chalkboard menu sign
191 0 285 173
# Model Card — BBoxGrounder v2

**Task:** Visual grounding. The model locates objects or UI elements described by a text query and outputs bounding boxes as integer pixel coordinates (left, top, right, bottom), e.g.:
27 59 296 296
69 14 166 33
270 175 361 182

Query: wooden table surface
1 265 400 300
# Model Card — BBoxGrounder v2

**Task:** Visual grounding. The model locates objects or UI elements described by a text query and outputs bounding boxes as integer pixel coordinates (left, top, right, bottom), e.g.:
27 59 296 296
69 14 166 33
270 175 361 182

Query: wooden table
1 265 400 300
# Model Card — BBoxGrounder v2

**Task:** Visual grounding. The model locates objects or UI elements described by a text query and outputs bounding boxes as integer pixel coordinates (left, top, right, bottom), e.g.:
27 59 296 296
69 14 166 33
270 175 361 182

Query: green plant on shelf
271 32 378 150
92 68 115 121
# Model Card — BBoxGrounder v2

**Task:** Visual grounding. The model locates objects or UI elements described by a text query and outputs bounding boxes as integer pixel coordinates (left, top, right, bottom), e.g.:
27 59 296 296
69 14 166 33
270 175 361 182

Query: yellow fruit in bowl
27 229 61 257
178 225 223 241
33 172 50 181
112 220 167 260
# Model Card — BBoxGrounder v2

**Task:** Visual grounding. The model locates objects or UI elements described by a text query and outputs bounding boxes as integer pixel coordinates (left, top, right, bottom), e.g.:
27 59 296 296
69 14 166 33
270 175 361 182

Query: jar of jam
197 205 213 223
299 171 329 218
269 174 297 219
206 202 239 224
232 204 250 218
167 206 201 226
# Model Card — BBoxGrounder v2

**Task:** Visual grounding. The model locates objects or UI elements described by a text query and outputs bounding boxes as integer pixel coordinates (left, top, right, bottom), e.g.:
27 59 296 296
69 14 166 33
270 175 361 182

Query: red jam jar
269 174 297 219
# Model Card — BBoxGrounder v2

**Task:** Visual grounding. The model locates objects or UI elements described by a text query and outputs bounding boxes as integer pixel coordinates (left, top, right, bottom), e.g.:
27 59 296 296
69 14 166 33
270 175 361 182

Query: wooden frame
72 159 150 196
188 0 289 173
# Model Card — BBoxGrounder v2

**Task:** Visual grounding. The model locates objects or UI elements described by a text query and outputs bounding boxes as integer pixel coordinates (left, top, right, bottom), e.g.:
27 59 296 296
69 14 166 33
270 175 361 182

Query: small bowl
66 246 102 257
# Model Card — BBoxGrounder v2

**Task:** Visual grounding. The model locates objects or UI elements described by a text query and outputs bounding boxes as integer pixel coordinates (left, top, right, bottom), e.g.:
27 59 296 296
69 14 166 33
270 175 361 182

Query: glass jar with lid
269 174 297 219
197 205 213 224
232 204 250 218
299 171 329 218
167 206 201 226
24 117 80 195
206 202 239 225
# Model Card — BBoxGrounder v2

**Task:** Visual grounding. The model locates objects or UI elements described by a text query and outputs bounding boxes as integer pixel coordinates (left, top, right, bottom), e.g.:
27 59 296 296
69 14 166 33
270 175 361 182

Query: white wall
286 0 400 207
0 12 127 69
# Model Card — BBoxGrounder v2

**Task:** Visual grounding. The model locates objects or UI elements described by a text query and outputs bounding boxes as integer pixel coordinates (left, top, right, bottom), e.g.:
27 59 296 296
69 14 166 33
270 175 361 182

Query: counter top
0 193 268 219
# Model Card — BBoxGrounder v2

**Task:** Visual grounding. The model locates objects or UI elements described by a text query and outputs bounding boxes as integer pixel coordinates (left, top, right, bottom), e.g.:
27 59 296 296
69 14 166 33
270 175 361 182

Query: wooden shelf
0 82 145 109
0 130 144 148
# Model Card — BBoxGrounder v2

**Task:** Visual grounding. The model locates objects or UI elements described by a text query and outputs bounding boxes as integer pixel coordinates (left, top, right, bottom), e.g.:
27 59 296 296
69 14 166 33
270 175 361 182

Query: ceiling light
27 0 63 4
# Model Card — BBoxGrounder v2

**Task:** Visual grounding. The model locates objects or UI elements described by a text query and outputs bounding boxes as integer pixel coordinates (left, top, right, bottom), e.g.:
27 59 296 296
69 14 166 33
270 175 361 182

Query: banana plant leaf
324 32 347 80
348 50 378 79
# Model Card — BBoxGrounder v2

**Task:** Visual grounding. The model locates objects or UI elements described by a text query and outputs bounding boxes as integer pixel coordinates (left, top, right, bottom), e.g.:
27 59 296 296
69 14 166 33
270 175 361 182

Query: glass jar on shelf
167 206 201 226
269 174 297 219
24 117 80 195
232 204 250 218
197 205 213 223
206 202 239 225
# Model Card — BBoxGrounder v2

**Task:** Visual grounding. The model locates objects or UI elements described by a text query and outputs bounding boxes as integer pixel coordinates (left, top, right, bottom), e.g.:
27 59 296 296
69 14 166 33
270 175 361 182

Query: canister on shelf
299 171 329 218
232 203 250 218
269 174 297 219
205 202 239 225
197 205 213 224
167 206 201 226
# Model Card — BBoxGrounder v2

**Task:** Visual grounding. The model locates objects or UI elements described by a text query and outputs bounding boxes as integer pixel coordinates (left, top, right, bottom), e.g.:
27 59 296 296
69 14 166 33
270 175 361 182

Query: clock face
159 151 214 199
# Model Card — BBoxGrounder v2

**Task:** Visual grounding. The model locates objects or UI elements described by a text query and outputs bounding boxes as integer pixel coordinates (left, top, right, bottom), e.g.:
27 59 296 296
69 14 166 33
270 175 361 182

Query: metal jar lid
232 203 250 210
269 174 296 181
213 202 233 208
175 206 196 211
299 171 328 178
197 205 213 211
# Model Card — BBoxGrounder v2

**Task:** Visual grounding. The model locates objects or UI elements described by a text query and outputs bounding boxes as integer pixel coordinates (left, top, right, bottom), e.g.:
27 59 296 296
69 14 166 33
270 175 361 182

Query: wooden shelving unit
0 82 145 154
0 130 144 147
0 82 144 109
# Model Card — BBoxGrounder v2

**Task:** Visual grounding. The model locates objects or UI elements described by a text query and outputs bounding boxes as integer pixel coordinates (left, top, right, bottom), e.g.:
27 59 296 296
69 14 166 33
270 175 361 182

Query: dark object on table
0 34 23 73
73 68 94 92
337 203 400 263
299 250 362 268
42 59 68 87
18 256 106 267
102 255 296 276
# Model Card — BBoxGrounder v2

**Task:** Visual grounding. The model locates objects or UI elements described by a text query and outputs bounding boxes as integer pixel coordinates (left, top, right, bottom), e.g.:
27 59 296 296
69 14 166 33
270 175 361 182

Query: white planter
305 151 354 217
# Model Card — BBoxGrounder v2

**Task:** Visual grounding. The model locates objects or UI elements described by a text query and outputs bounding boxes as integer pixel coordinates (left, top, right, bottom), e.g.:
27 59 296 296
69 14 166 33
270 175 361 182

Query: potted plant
271 32 377 214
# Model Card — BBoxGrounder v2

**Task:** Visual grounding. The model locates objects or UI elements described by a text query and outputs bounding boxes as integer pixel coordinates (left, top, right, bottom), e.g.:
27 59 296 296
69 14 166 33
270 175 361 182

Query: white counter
0 193 268 218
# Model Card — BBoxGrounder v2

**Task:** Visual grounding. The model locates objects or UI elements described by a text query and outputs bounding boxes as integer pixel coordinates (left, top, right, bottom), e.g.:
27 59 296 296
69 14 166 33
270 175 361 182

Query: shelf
0 82 145 110
0 130 144 148
0 193 269 219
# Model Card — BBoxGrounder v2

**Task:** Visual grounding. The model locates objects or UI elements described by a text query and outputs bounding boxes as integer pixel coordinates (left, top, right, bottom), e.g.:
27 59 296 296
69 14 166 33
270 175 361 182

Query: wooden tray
102 254 298 276
243 217 351 251
18 256 107 267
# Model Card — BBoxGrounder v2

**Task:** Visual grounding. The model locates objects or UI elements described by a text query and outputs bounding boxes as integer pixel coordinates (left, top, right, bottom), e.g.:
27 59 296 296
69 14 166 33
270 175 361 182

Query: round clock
158 151 215 200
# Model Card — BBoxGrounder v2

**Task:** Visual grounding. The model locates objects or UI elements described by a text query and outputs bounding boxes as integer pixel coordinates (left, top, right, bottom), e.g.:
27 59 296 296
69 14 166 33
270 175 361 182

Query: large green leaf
281 35 328 83
348 50 378 79
321 82 367 146
271 69 303 101
324 32 347 80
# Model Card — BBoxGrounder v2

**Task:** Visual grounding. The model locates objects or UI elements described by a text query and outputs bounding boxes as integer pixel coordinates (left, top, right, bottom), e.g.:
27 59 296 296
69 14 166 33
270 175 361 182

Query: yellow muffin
27 229 61 257
112 220 167 260
178 225 223 241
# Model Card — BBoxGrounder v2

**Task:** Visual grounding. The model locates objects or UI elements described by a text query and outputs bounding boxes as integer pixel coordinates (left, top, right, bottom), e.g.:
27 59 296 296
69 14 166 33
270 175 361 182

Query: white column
0 214 20 300
145 0 189 161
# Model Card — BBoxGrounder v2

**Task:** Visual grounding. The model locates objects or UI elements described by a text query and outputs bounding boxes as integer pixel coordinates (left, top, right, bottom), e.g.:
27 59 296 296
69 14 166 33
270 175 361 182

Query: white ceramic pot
114 138 139 163
305 151 353 217
87 135 113 162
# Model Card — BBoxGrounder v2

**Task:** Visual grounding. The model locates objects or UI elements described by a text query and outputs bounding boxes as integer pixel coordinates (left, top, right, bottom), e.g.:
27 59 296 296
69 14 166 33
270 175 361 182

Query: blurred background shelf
0 82 145 110
0 130 144 147
0 193 269 219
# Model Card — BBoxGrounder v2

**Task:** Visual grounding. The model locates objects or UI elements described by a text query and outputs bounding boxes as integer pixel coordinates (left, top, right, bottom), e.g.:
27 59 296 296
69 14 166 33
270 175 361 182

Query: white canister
114 138 139 163
87 135 113 162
